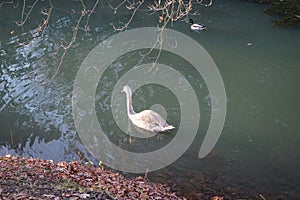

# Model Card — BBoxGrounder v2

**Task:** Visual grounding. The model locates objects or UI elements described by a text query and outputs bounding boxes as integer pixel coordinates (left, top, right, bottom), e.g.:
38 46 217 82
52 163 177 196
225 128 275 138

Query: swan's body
122 85 175 132
189 19 207 31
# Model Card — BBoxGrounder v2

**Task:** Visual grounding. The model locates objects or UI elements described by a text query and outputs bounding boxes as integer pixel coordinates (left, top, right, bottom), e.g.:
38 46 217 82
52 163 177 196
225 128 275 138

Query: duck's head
189 18 194 24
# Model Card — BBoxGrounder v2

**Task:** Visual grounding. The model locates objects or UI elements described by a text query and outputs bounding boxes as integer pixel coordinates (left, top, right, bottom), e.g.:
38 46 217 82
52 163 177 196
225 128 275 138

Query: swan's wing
133 110 166 126
130 110 174 132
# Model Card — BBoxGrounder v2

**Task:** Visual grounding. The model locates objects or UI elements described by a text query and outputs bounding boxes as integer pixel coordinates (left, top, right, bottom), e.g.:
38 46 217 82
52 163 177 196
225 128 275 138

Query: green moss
54 179 85 192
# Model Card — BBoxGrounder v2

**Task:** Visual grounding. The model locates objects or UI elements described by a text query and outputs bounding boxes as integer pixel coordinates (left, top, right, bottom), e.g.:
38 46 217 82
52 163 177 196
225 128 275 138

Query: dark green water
1 0 300 198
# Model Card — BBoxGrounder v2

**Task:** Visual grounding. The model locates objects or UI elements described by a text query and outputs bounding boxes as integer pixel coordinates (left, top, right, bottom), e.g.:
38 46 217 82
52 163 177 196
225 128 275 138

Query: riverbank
0 155 185 200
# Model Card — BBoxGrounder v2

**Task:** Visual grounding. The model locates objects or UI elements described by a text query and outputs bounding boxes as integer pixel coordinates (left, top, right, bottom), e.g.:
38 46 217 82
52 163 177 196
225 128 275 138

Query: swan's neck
125 91 135 116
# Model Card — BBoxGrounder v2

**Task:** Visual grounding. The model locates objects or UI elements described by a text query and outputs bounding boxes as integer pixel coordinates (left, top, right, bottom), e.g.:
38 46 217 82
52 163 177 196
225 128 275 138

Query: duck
189 18 207 31
122 85 175 132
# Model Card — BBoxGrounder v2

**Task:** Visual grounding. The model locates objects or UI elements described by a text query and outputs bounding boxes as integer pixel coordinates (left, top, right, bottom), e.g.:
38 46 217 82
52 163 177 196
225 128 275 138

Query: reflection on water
0 0 300 198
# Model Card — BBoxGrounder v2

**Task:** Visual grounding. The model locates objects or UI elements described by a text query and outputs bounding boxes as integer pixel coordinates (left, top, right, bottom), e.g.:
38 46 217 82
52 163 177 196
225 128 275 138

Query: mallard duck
122 85 175 132
189 19 207 31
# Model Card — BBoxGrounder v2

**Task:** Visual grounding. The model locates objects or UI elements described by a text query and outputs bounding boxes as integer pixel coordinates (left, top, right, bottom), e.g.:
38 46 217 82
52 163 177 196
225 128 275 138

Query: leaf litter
0 155 186 200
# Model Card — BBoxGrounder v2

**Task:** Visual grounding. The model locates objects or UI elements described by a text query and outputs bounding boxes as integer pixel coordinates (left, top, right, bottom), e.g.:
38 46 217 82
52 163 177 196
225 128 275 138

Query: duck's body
189 19 207 31
122 85 175 132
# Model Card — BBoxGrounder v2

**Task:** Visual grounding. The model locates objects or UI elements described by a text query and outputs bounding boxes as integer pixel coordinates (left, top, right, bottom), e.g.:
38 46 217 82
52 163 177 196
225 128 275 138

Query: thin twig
113 0 144 31
20 0 26 32
84 0 100 31
259 194 267 200
51 0 99 79
15 0 39 28
46 0 53 22
111 0 213 71
0 0 13 7
51 12 84 80
9 126 14 146
109 0 128 14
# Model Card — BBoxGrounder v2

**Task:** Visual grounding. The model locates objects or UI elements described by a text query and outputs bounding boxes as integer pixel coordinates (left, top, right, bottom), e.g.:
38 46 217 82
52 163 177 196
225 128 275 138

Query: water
1 0 300 198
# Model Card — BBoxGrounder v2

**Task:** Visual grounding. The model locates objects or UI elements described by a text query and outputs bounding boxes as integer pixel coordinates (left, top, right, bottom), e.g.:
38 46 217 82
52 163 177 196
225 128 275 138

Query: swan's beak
168 125 175 130
163 125 175 132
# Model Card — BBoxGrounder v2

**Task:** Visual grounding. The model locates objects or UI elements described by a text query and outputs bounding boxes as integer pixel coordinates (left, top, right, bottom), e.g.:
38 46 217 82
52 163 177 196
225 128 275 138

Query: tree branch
15 0 39 29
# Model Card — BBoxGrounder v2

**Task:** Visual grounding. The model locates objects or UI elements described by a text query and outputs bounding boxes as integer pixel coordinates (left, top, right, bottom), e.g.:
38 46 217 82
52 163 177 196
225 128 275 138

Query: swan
189 19 207 31
122 85 175 132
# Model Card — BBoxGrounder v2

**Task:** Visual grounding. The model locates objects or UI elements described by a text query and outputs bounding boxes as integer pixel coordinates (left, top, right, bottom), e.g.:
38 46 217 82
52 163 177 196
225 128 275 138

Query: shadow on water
0 0 300 199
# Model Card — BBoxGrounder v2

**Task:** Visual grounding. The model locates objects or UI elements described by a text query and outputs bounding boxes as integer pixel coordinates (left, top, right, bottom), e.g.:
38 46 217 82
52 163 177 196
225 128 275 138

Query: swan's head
122 85 132 94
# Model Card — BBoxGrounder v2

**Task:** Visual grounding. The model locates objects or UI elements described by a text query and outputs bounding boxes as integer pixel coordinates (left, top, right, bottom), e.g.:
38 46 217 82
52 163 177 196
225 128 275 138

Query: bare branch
0 0 14 7
84 0 100 31
196 0 213 7
6 0 213 81
15 0 39 29
51 11 84 80
109 0 128 14
113 0 145 31
51 0 100 79
110 0 213 70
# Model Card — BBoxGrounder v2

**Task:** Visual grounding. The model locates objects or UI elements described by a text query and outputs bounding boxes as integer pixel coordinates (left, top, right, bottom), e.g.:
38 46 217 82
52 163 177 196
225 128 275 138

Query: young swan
122 85 175 132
